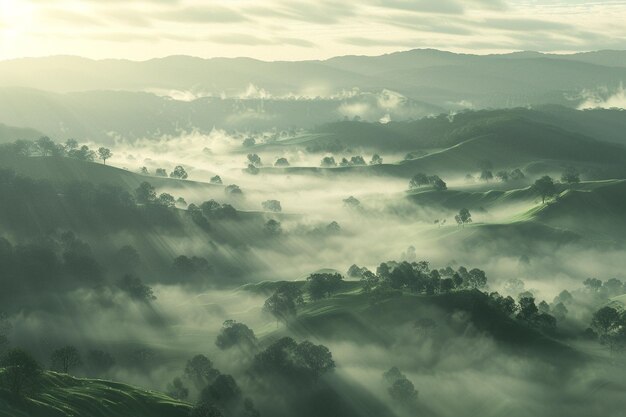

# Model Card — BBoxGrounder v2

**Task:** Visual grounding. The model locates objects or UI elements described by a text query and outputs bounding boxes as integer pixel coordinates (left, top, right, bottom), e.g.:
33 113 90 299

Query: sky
0 0 625 61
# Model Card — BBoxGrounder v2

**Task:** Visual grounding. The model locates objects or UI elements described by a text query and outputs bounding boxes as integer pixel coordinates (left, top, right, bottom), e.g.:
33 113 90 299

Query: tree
429 175 447 191
245 164 260 175
157 192 176 207
243 137 256 147
480 170 493 182
532 176 556 204
117 274 156 302
454 208 472 227
307 273 343 300
591 307 621 340
210 175 223 184
65 139 79 152
343 196 360 208
321 156 337 167
225 184 243 196
253 337 335 384
215 320 258 350
274 157 290 167
561 167 580 184
370 154 383 165
36 136 57 156
383 367 418 405
155 168 168 177
166 377 189 400
170 165 188 179
247 154 261 167
200 374 241 409
409 173 429 189
262 200 282 212
350 155 366 166
517 296 539 321
264 219 282 235
69 145 95 161
0 348 42 398
139 166 149 175
264 292 297 324
467 268 487 289
50 346 82 374
184 354 219 389
97 147 112 165
135 181 156 204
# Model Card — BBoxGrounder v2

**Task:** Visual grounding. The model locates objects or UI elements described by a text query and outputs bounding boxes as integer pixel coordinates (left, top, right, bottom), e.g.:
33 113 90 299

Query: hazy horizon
2 0 626 61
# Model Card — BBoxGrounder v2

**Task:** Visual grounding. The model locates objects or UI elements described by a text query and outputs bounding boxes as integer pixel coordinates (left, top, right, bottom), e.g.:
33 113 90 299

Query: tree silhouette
532 176 556 203
97 147 112 165
50 346 82 374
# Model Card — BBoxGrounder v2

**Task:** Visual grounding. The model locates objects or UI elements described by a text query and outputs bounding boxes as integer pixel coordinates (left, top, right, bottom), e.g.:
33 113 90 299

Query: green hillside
0 154 218 193
0 370 190 417
268 116 626 178
528 180 626 238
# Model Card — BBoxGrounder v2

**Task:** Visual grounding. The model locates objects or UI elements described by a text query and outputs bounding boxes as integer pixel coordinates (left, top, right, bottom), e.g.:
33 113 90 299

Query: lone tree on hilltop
50 345 82 374
532 176 556 204
98 147 112 165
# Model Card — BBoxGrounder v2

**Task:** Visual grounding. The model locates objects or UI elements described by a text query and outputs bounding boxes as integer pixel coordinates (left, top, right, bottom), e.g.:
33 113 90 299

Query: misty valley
2 50 626 417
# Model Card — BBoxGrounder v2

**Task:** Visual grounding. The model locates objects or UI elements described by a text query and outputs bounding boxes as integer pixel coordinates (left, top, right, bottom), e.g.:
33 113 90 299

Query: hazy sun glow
0 0 624 61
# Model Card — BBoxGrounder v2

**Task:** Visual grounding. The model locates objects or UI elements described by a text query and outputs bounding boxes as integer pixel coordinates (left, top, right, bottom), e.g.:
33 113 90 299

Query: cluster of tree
307 273 344 300
0 233 103 299
0 344 119 399
264 283 305 324
0 138 112 164
139 165 189 179
319 155 381 167
215 320 258 351
225 184 243 197
261 200 282 212
582 277 626 299
494 168 525 182
117 274 156 302
586 306 626 353
252 337 335 386
382 367 418 408
0 348 42 398
210 175 223 184
0 231 159 308
172 255 210 279
170 353 260 417
351 262 488 296
194 200 238 220
409 173 447 191
454 208 472 227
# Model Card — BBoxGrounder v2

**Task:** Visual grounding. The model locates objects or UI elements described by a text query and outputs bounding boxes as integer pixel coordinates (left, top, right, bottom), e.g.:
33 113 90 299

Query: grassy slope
0 155 219 193
527 180 626 238
262 117 626 178
244 282 582 363
0 371 190 417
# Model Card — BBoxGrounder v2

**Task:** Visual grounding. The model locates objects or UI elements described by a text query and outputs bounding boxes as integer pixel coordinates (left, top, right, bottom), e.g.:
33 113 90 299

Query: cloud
152 5 248 23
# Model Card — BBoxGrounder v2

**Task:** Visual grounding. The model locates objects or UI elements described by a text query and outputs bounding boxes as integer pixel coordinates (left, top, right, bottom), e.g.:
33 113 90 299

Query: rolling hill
0 370 190 417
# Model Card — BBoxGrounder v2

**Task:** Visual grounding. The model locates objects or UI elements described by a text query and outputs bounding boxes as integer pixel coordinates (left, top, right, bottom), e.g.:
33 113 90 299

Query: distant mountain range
0 49 625 141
